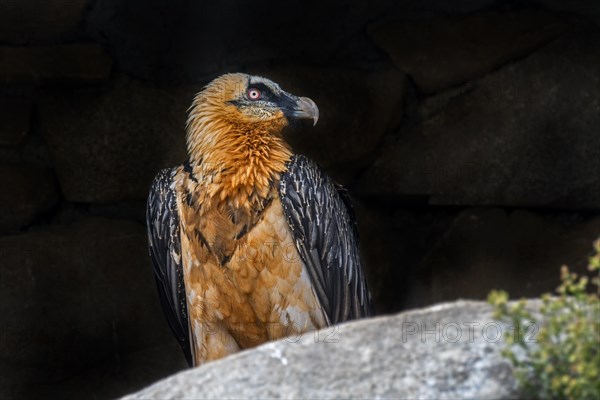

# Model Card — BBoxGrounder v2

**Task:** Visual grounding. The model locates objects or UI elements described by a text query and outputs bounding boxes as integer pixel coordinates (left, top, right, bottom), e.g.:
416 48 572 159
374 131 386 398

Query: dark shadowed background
0 0 599 398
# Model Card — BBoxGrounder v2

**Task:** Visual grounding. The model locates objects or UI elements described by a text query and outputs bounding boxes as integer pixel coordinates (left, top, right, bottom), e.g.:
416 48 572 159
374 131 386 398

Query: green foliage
488 239 600 400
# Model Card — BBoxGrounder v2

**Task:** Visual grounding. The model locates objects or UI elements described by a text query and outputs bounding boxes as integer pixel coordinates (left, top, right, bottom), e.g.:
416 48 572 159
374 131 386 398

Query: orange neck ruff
186 101 293 213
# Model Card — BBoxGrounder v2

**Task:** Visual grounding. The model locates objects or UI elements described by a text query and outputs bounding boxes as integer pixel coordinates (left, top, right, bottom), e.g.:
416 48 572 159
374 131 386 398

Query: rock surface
354 204 599 312
423 208 600 304
0 98 31 146
358 29 600 209
0 0 87 44
369 8 571 93
0 217 187 399
85 0 509 82
0 44 112 84
39 78 197 202
530 0 600 27
0 165 59 231
86 1 395 81
353 201 456 313
123 301 527 400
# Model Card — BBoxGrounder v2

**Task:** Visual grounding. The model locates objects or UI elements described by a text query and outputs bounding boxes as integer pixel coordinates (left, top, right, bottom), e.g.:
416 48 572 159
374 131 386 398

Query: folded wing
147 168 193 366
278 155 374 324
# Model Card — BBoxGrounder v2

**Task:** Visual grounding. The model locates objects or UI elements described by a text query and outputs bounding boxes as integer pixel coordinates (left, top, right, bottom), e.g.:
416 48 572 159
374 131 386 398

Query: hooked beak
291 96 319 126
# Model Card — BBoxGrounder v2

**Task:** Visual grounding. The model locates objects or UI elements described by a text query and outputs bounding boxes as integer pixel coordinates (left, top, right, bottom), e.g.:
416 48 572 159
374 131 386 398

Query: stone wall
1 0 599 399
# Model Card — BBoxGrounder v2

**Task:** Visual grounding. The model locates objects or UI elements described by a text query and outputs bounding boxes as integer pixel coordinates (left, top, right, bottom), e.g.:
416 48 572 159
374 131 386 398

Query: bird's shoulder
280 154 355 219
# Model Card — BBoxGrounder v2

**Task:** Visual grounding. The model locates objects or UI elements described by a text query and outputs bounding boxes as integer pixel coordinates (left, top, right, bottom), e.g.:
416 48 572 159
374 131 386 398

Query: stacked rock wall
0 1 598 398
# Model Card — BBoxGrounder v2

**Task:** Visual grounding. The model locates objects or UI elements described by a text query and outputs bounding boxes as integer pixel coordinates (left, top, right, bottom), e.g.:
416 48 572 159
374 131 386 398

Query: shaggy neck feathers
185 96 292 212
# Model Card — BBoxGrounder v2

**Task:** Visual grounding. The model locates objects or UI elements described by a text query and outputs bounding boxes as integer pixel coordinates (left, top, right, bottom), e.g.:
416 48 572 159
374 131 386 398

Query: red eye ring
247 88 261 100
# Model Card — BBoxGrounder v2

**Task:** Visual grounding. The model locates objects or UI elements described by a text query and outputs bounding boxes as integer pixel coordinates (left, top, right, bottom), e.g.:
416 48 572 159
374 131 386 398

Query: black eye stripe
248 83 276 100
228 79 290 108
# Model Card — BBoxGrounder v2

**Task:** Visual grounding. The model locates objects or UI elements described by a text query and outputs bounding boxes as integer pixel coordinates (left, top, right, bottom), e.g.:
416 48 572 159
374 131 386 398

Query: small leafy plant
488 239 600 400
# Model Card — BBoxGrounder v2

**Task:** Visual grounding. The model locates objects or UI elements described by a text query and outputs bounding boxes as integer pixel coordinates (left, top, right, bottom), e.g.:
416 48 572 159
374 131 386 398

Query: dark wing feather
279 155 374 324
146 168 193 366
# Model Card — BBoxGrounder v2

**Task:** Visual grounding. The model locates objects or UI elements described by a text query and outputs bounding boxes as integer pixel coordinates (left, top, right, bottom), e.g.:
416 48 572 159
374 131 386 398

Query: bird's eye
247 88 261 100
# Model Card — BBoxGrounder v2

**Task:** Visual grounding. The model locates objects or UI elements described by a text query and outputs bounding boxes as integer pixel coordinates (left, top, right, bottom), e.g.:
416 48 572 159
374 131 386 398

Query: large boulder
0 44 112 85
123 300 529 399
368 8 572 93
0 217 187 399
352 200 456 313
357 29 600 209
39 77 197 202
529 0 600 27
353 204 598 312
85 0 505 82
422 208 600 305
0 97 31 146
0 165 59 232
0 0 87 44
85 1 395 81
